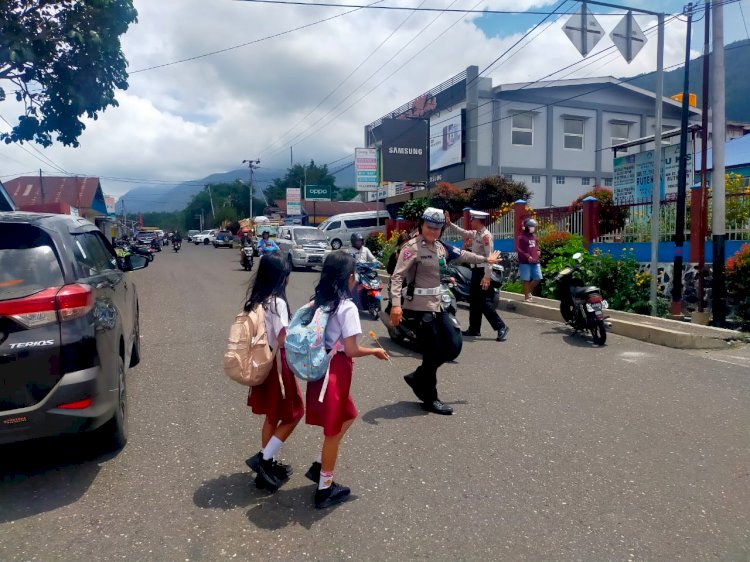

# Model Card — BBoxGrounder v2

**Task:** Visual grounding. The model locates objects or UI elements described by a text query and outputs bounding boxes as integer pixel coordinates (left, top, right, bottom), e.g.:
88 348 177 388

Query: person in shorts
517 218 542 302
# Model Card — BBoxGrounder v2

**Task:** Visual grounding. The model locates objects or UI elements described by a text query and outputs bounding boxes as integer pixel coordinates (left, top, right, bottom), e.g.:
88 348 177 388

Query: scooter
381 275 461 349
444 263 505 305
354 262 382 319
240 244 254 271
553 252 608 345
150 238 162 252
173 240 182 252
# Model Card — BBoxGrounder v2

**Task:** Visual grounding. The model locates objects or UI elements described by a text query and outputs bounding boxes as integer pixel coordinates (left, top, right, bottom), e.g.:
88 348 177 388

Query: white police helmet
421 207 446 227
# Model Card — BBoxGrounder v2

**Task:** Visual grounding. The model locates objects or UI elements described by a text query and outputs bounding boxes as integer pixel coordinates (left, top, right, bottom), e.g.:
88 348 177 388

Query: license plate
309 256 322 262
586 303 603 312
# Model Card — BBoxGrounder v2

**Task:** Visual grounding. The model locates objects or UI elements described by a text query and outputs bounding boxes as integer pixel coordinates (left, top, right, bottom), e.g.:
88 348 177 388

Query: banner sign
613 142 693 203
304 185 331 201
286 187 302 215
355 148 379 191
381 118 429 183
429 107 463 171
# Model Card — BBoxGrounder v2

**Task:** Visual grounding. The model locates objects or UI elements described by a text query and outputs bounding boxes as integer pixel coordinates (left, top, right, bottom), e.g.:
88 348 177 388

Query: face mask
528 227 536 234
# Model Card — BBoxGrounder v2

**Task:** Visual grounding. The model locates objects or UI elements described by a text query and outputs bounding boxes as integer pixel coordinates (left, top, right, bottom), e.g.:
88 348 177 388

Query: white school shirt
324 299 362 351
263 297 289 349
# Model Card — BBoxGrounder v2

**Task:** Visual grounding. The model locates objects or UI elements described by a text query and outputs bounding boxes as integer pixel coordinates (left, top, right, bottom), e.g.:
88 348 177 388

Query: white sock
315 452 322 464
262 436 283 461
318 470 334 490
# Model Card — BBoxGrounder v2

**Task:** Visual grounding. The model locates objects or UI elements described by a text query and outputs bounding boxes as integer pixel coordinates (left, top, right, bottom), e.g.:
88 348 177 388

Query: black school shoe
462 329 481 337
246 452 292 483
314 482 351 509
305 461 322 483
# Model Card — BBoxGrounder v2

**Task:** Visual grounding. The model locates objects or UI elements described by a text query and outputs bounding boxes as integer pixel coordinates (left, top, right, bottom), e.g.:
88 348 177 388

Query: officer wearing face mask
389 207 501 415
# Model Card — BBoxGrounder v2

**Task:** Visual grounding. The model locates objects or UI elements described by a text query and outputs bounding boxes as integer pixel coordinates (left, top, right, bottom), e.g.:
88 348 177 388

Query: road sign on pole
563 2 605 57
610 11 647 63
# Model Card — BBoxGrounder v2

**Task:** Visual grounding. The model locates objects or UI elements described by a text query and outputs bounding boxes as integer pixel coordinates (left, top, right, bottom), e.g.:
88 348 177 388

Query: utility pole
39 169 44 201
711 0 727 326
670 2 694 315
698 0 711 313
206 184 216 222
243 159 261 219
650 12 666 316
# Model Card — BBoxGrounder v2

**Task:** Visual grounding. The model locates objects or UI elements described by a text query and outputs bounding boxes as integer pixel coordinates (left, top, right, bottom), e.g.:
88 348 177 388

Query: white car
277 226 331 270
193 229 216 245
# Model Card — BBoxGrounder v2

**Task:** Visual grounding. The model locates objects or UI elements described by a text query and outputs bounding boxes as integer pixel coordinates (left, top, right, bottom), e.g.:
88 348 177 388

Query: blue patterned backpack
285 302 335 401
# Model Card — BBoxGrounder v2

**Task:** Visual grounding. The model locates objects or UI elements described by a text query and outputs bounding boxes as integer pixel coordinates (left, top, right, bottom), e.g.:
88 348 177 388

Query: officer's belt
469 263 486 269
413 286 442 296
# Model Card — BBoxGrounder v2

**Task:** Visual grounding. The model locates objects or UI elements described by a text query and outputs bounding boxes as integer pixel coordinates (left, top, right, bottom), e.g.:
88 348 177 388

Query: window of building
505 174 513 181
611 122 630 151
563 118 584 150
555 176 566 185
531 175 541 184
604 178 613 187
581 177 591 186
511 113 533 146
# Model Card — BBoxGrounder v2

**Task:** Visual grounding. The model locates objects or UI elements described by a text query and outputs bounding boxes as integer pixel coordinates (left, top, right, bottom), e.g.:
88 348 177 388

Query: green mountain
625 38 750 122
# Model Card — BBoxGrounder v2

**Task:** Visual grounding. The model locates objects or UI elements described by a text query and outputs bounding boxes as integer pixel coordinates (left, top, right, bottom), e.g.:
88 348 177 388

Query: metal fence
535 207 583 236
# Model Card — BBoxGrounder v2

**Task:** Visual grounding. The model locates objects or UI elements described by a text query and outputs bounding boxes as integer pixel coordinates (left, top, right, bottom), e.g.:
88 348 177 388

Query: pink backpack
223 305 280 389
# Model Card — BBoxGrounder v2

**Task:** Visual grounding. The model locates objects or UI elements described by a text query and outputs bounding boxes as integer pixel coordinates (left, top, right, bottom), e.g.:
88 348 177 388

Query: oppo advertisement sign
429 107 463 171
380 118 429 183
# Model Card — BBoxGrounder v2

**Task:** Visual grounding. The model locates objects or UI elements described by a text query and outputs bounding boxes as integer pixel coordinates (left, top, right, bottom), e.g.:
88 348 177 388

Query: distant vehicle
193 229 216 245
154 230 167 246
318 211 389 250
277 226 330 270
187 229 200 242
0 212 149 448
213 231 234 248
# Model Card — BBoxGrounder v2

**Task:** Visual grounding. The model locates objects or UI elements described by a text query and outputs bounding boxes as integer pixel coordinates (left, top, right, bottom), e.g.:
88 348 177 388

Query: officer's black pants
468 267 506 333
405 311 462 402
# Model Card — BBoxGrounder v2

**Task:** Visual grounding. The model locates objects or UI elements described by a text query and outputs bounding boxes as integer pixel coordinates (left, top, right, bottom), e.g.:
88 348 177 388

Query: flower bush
727 243 750 329
400 198 429 221
380 230 407 268
365 231 385 255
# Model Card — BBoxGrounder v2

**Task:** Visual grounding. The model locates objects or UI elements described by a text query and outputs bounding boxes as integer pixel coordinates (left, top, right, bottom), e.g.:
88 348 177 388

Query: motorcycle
381 275 461 349
173 240 182 252
354 262 382 319
444 263 505 305
240 244 254 271
553 252 608 345
150 238 162 252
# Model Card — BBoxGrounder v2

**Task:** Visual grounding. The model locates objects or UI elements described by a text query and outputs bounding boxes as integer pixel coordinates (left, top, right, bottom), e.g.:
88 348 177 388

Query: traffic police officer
445 210 509 341
389 207 501 415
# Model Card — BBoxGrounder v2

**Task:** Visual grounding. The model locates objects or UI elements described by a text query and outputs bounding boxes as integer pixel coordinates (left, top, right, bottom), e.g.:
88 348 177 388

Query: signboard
429 163 466 185
381 118 429 183
70 207 79 217
366 186 391 202
429 107 463 171
563 5 605 57
304 185 331 201
613 142 693 204
610 12 647 64
355 148 379 191
286 187 302 215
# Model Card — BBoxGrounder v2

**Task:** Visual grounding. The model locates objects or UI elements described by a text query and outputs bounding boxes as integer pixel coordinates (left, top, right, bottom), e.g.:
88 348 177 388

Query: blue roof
695 133 750 171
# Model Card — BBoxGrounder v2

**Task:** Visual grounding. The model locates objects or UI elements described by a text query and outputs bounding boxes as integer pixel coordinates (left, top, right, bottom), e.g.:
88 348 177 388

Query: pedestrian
517 218 542 302
389 207 501 415
244 254 305 492
302 252 389 508
445 210 509 341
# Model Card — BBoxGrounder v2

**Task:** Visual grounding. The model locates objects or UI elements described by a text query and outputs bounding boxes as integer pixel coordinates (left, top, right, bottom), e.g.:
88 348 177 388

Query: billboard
613 142 693 203
304 185 331 201
381 118 429 183
286 187 302 215
355 148 379 191
429 107 463 171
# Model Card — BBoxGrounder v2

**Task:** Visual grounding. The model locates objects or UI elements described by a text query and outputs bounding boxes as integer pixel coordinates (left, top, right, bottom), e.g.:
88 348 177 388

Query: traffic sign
563 4 605 57
304 185 332 201
610 12 647 64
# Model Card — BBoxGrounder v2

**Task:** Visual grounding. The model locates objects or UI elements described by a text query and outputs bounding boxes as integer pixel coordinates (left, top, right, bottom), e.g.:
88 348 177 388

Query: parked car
277 226 331 270
318 211 389 250
193 229 216 245
154 230 168 246
213 231 234 248
187 229 200 242
0 212 148 449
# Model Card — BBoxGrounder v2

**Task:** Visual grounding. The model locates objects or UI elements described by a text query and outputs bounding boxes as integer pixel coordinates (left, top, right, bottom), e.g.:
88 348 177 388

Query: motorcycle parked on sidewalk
240 244 254 271
553 252 608 345
354 262 382 319
444 263 505 305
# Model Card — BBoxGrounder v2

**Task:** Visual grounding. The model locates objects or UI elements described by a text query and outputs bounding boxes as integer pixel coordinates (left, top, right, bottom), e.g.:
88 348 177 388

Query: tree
468 176 532 210
267 160 336 204
183 180 263 229
1 0 138 147
570 187 628 235
400 198 429 221
429 182 469 217
333 187 358 201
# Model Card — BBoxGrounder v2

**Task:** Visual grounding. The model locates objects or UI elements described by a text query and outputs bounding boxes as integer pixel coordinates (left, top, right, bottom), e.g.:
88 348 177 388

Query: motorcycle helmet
350 233 364 245
523 218 538 232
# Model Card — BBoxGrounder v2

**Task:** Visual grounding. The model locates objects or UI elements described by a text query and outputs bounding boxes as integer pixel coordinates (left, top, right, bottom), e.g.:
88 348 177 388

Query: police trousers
468 267 506 333
404 310 462 402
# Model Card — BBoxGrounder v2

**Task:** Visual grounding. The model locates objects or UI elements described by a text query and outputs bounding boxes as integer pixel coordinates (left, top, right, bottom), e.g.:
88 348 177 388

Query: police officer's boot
422 399 453 415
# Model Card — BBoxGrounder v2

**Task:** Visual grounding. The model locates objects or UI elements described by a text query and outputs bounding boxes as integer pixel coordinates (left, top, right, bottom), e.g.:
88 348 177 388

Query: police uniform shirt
390 235 487 313
448 222 493 276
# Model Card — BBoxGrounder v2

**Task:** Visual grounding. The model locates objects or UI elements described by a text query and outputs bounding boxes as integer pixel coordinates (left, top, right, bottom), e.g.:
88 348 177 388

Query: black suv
0 212 148 449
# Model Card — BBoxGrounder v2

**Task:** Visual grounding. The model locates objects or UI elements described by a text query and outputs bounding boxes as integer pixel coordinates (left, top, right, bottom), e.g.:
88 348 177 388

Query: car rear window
0 224 64 301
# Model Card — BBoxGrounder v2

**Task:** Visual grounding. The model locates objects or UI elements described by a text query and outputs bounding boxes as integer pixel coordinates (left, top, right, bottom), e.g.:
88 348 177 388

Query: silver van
318 211 390 250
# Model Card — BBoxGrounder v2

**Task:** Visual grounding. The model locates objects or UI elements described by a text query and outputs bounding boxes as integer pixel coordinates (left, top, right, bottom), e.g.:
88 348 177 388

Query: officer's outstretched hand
487 251 501 264
443 211 451 224
390 305 403 326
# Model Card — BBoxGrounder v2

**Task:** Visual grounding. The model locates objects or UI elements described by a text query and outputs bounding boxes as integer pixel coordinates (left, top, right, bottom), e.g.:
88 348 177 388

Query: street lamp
243 159 261 219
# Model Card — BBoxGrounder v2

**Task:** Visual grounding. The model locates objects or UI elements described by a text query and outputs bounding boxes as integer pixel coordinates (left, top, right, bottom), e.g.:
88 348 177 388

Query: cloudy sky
1 0 749 198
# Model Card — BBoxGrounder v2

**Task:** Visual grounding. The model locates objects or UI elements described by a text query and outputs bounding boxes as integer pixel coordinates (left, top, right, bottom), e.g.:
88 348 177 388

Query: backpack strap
317 345 340 402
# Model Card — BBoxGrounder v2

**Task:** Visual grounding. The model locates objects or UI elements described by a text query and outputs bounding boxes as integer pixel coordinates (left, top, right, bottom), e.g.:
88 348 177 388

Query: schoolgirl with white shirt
244 254 304 491
303 252 389 509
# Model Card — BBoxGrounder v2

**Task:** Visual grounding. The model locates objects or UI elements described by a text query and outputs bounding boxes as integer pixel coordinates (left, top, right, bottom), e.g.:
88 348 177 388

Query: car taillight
57 397 93 410
0 284 94 328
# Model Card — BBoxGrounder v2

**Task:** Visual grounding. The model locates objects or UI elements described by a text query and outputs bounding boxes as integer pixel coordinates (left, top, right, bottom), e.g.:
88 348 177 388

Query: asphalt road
1 244 748 562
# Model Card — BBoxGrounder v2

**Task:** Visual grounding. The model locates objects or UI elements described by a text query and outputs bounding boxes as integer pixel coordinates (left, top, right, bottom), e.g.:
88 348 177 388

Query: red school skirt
247 349 304 426
306 352 357 437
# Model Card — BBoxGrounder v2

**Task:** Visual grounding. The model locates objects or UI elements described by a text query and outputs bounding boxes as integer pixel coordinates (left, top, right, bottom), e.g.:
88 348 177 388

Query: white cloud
0 0 694 197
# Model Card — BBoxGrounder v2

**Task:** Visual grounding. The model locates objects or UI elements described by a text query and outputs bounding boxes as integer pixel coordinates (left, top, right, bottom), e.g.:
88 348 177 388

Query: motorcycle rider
389 207 501 415
258 231 279 254
445 210 509 342
348 233 379 264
